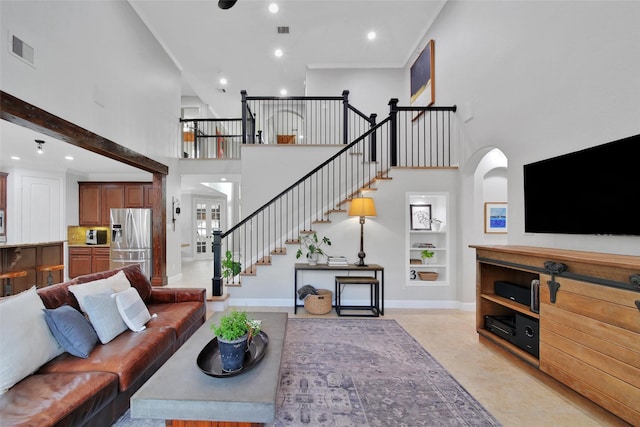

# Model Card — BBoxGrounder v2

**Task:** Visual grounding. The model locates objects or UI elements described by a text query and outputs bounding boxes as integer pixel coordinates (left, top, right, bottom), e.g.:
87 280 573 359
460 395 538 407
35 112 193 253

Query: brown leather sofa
0 264 206 427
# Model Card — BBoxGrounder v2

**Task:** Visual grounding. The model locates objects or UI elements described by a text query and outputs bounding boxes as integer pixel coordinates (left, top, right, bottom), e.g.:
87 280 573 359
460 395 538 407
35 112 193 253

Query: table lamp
348 197 377 267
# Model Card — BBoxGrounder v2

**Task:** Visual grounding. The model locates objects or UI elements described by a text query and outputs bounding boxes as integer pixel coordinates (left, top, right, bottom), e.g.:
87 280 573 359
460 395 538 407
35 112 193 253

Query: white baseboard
226 297 476 312
167 273 183 285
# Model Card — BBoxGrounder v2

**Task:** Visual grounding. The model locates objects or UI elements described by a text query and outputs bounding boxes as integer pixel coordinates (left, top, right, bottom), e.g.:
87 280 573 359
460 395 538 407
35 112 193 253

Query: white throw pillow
0 287 63 394
68 278 110 313
104 270 131 293
69 272 132 314
113 287 151 332
83 289 128 344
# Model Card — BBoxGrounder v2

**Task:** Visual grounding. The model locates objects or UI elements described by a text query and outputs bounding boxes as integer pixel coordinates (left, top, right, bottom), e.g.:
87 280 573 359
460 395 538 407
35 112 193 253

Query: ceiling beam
0 91 168 175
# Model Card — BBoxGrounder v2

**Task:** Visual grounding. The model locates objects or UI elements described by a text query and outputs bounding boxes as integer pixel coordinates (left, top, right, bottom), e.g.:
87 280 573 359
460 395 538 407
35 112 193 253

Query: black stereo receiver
484 315 516 343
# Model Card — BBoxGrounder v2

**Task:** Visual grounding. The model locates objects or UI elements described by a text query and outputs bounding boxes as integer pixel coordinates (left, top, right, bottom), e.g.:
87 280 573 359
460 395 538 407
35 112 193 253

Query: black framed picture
410 204 432 230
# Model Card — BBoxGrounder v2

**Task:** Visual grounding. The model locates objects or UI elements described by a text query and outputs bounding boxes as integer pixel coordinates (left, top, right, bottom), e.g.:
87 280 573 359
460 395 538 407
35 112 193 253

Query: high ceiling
130 0 446 116
1 0 445 176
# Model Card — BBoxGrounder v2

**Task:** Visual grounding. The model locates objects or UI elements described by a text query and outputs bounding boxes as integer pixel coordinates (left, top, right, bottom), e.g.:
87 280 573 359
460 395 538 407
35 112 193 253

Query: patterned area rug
113 318 499 427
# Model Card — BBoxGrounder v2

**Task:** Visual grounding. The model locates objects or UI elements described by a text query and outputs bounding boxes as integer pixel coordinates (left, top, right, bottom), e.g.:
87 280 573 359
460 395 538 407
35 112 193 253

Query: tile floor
168 260 630 427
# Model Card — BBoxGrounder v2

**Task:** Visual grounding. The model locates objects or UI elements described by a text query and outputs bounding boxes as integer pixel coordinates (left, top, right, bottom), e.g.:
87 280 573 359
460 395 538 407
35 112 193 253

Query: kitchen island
0 240 64 296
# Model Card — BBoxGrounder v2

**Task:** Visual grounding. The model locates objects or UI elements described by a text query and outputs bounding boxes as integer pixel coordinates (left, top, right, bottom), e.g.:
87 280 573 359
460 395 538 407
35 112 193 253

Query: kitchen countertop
68 244 110 248
0 240 66 249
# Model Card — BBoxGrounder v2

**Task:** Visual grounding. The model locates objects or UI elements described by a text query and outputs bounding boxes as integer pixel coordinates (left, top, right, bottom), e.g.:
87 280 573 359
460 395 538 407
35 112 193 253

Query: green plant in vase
295 233 331 265
211 310 261 372
421 250 435 264
221 250 242 278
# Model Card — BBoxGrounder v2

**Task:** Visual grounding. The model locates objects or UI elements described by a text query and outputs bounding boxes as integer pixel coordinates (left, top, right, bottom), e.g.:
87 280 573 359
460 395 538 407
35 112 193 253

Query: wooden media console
471 245 640 425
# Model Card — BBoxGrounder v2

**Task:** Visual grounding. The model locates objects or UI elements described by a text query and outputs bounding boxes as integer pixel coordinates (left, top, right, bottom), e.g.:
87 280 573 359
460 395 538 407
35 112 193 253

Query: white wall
424 0 640 256
234 168 460 307
1 0 183 279
241 145 343 214
296 1 640 307
1 1 181 161
305 68 406 120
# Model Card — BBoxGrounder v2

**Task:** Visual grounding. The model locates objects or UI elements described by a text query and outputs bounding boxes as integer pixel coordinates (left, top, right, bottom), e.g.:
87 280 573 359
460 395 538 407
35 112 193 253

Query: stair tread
271 247 287 255
256 256 272 265
225 282 242 287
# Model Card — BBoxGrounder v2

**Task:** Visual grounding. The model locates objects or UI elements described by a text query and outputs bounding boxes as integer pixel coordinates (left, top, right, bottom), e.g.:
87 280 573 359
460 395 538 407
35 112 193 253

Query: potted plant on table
211 311 261 372
295 233 331 265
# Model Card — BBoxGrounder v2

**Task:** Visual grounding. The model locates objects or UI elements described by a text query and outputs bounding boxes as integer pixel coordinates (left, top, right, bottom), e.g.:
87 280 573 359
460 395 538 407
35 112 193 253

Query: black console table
294 263 384 315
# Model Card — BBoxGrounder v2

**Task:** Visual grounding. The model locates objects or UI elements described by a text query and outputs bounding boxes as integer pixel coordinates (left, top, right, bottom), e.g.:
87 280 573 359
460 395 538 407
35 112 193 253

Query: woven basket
418 271 439 281
304 289 333 315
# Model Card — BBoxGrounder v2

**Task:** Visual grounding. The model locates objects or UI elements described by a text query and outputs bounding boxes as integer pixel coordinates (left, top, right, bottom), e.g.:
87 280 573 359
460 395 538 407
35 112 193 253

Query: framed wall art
410 39 435 112
484 202 508 234
410 204 432 230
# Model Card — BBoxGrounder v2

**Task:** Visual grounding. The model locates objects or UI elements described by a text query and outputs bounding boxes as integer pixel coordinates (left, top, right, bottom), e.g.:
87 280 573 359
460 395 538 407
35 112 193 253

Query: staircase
211 97 457 296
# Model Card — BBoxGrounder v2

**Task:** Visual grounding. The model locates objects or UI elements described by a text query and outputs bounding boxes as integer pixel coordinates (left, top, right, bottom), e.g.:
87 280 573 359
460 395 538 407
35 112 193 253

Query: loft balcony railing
211 101 456 295
179 91 376 160
241 90 376 146
180 118 243 159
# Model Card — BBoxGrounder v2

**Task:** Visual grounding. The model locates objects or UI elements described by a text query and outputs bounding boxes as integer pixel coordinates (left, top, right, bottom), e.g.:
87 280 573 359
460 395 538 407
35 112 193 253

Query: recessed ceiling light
268 3 278 13
280 89 287 96
221 177 227 182
274 48 283 57
219 77 227 85
10 156 20 160
367 31 376 40
65 155 74 160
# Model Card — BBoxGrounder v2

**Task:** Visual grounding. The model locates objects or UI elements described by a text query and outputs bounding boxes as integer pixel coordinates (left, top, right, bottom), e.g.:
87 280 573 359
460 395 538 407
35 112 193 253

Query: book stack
327 256 348 266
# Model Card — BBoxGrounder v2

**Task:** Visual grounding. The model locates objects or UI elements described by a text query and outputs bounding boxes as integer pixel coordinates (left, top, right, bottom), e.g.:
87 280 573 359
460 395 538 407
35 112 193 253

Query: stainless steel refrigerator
110 208 152 278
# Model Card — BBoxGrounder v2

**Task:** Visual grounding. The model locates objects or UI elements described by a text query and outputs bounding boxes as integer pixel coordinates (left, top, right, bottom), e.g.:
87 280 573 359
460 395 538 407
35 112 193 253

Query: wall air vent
10 34 35 66
277 26 290 34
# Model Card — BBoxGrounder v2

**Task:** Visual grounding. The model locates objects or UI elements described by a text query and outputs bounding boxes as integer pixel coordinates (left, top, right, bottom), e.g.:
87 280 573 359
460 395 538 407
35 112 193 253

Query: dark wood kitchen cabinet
68 246 92 278
91 247 111 273
68 246 111 278
79 182 151 226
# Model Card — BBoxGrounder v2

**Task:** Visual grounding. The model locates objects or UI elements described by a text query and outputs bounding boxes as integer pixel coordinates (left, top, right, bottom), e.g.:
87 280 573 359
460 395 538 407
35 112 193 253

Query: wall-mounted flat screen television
523 133 640 235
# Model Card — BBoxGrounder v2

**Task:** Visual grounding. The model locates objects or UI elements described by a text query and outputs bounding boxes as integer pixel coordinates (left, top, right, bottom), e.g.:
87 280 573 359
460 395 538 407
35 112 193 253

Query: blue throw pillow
43 305 98 358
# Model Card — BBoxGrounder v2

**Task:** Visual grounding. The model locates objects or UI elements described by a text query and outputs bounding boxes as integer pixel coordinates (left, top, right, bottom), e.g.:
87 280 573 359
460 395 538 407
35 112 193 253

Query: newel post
389 98 399 167
369 113 377 162
241 90 248 145
212 230 223 297
342 90 350 145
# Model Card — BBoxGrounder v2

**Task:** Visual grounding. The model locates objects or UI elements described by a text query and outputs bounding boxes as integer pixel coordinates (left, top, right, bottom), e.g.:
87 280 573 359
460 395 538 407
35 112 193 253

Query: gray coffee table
131 311 288 426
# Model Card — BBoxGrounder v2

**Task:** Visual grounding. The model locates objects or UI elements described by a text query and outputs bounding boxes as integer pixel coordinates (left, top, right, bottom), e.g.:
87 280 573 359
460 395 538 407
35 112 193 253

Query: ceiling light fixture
65 155 74 160
274 48 283 57
367 31 376 40
218 0 238 10
280 89 287 96
219 77 227 85
35 139 45 154
268 3 278 13
10 156 20 160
